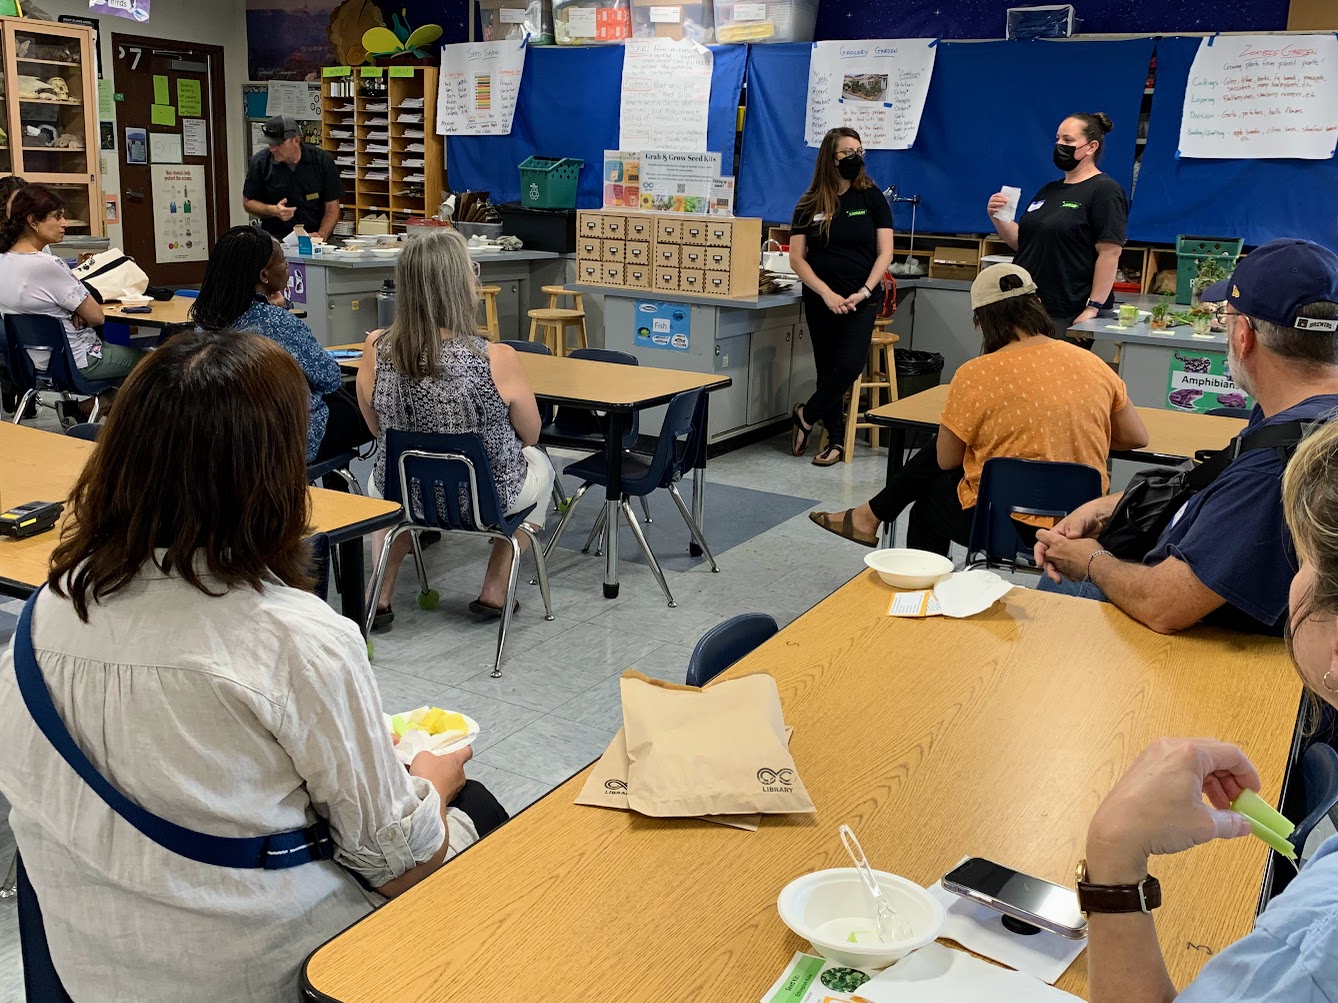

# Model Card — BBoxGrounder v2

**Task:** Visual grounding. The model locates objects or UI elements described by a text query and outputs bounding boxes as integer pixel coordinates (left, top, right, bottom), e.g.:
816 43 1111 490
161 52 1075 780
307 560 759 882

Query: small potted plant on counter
1150 293 1173 330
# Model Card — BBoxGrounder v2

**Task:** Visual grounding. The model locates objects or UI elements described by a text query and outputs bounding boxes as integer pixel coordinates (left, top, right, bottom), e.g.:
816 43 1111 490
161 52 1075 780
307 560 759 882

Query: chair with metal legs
364 430 554 677
3 315 118 427
544 389 717 607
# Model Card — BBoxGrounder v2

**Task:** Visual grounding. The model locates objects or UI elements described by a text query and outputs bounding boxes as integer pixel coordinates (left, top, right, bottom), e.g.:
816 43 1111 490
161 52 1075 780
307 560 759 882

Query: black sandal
812 443 844 467
790 404 814 456
468 599 520 621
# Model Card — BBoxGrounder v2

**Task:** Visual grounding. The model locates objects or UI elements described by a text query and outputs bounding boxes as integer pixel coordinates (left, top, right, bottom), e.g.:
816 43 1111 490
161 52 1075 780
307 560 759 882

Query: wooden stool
538 285 588 354
841 328 900 463
477 285 501 341
527 309 587 357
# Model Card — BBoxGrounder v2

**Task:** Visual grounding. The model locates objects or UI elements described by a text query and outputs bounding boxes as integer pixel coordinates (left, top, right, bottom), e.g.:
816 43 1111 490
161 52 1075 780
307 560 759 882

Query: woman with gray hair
355 229 555 626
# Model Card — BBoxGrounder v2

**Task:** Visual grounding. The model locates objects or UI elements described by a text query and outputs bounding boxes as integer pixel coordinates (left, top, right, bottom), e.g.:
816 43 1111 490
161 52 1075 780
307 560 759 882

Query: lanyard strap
14 590 333 870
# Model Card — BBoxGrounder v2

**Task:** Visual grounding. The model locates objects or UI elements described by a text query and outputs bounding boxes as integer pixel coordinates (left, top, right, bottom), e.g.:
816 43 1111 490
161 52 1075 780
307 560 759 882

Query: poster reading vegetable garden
1166 350 1254 414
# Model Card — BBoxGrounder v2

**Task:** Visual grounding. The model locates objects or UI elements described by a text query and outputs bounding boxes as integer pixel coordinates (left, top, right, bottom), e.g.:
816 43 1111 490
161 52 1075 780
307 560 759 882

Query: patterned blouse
371 335 527 512
233 298 343 461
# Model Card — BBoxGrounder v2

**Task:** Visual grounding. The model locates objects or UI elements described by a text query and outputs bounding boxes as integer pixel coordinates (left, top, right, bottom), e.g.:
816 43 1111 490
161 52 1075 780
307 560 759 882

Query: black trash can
895 349 945 399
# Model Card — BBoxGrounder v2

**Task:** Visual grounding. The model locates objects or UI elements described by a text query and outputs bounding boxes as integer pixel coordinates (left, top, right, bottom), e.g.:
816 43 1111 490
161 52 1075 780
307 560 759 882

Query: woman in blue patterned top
1081 419 1338 1002
192 226 369 466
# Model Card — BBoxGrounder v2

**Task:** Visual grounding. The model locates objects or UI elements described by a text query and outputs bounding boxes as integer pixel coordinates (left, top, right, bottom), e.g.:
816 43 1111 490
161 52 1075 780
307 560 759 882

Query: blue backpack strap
13 589 334 870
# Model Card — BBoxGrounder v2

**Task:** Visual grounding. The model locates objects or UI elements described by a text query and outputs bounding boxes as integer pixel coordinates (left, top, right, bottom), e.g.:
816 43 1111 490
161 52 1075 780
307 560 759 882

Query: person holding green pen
1079 419 1338 1002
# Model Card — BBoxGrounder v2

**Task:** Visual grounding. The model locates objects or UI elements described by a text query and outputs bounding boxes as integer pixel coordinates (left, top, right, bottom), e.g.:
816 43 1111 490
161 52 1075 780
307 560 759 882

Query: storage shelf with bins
0 16 102 236
321 66 442 236
576 210 763 300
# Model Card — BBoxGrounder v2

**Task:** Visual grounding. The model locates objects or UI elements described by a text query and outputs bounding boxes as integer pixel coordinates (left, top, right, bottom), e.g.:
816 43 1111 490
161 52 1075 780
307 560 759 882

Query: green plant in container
1191 255 1232 304
1150 293 1173 329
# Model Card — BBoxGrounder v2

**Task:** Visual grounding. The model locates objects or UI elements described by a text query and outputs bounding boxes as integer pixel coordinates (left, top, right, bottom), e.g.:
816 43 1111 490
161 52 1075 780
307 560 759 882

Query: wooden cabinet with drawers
575 210 762 300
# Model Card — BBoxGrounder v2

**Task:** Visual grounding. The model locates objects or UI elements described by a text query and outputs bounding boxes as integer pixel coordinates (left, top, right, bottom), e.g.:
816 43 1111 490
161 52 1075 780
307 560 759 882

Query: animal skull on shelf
45 77 71 100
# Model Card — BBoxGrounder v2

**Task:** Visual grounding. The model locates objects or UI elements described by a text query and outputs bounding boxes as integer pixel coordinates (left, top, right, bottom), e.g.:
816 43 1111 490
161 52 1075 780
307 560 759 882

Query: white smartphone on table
942 856 1088 940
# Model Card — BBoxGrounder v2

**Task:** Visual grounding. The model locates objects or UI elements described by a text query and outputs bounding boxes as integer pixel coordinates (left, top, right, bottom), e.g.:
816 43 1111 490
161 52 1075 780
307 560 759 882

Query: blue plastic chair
544 389 716 607
550 348 640 450
173 289 200 298
307 450 363 494
501 339 556 427
686 613 779 688
366 430 554 677
1287 743 1338 863
3 314 117 425
64 422 102 442
965 457 1103 572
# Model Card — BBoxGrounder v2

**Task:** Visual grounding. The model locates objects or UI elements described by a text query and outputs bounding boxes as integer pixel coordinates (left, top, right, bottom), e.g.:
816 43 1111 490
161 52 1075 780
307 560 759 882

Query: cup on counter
1117 303 1140 327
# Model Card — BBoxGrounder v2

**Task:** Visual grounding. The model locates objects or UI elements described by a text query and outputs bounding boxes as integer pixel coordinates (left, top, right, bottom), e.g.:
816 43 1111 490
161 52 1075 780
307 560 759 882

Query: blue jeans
1036 576 1110 602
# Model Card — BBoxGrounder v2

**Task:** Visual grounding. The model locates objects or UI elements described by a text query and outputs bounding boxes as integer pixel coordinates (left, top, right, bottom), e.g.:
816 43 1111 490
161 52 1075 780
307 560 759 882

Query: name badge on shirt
1026 200 1045 212
305 192 320 201
813 213 828 222
846 209 868 217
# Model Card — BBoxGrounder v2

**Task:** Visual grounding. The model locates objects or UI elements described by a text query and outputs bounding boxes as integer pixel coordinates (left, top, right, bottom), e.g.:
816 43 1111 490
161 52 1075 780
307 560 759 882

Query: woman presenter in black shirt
789 127 895 467
989 112 1128 341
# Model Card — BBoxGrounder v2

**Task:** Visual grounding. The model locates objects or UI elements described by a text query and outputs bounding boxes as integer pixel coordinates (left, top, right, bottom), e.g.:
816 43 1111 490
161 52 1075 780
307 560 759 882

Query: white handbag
71 249 150 301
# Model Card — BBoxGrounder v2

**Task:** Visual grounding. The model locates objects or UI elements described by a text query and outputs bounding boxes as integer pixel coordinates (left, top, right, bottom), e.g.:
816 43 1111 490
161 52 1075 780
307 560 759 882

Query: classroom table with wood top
302 575 1300 1001
0 423 399 632
867 384 1249 485
103 295 306 330
328 343 733 599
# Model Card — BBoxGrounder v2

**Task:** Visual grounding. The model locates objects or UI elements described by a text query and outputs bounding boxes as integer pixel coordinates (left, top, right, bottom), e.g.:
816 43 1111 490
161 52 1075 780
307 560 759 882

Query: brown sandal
808 509 878 548
812 443 844 467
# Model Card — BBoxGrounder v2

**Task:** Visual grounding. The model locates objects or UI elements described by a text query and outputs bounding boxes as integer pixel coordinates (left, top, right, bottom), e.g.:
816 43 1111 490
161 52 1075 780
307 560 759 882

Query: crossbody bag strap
13 590 333 870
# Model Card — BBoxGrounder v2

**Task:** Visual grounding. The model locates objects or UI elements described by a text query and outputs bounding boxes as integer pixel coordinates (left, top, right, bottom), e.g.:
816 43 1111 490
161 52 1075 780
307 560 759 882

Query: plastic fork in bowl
839 824 912 942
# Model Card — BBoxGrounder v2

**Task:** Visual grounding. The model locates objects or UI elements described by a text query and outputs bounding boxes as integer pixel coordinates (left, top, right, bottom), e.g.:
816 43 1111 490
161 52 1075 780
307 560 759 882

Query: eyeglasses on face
835 148 866 160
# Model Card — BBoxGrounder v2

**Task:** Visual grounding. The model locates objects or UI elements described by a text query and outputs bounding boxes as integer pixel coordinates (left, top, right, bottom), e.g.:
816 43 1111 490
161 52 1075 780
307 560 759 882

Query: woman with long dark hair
192 224 368 465
0 184 143 383
809 264 1147 554
788 126 895 466
988 112 1128 340
0 330 505 1000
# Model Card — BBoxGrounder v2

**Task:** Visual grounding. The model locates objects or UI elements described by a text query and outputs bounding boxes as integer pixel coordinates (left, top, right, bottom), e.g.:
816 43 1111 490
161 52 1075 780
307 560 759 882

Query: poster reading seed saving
1166 350 1254 413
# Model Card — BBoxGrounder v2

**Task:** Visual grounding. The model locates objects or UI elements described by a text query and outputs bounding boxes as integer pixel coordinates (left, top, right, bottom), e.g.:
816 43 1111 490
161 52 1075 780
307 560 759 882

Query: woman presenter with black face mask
788 126 895 467
988 112 1128 343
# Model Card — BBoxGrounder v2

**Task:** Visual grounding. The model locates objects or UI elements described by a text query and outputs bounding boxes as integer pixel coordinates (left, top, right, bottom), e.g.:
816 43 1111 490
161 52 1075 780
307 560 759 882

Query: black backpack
1098 419 1322 560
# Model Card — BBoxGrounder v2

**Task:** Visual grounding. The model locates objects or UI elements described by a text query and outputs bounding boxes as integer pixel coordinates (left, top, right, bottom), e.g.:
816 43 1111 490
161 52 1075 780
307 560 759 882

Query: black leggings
450 779 510 838
802 289 877 443
868 438 973 557
314 388 373 491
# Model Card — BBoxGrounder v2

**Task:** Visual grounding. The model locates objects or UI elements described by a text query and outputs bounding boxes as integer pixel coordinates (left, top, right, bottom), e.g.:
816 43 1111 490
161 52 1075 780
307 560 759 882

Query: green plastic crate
1175 235 1243 305
517 156 584 210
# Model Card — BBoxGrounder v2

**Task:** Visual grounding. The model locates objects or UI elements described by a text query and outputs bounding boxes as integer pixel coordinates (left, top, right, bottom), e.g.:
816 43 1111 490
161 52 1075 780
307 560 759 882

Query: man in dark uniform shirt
242 115 343 241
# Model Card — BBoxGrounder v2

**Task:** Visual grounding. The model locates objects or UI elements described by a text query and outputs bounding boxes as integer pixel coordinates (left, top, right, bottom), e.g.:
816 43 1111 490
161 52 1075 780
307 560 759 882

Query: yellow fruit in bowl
401 707 470 739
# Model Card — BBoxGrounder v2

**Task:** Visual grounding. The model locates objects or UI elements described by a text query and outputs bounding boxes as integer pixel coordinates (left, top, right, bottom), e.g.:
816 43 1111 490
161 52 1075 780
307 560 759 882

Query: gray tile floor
0 424 921 999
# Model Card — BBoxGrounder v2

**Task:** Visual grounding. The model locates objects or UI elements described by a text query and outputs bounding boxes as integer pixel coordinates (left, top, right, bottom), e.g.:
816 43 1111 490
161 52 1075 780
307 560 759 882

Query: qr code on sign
675 183 686 194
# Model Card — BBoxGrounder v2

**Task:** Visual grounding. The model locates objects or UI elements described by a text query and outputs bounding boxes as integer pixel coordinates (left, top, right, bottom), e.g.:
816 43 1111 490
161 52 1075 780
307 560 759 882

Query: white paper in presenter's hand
993 186 1022 223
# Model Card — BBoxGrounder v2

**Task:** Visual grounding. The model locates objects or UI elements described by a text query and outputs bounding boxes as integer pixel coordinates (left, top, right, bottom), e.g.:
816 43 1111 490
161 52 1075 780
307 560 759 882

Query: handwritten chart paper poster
805 40 937 150
1179 34 1338 159
619 38 712 153
436 38 527 136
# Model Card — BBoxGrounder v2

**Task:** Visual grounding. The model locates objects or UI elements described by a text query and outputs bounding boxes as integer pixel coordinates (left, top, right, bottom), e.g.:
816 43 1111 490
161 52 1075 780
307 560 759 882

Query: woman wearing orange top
809 263 1149 555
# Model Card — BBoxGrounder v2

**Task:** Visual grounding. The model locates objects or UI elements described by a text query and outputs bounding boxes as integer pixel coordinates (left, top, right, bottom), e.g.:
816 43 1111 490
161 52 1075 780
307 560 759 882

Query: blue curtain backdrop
446 44 748 207
738 38 1156 231
1128 37 1338 251
813 0 1288 42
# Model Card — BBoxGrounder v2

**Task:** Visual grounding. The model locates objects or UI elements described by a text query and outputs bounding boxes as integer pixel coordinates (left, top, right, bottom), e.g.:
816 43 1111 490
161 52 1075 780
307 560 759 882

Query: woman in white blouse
0 329 506 1001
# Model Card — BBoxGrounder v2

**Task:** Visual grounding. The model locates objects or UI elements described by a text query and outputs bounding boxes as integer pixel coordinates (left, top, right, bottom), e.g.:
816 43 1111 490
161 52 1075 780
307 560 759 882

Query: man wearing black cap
242 115 342 241
1033 238 1338 636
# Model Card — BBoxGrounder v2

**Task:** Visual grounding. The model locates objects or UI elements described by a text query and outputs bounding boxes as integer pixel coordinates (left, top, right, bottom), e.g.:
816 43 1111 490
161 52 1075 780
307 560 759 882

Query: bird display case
0 16 102 236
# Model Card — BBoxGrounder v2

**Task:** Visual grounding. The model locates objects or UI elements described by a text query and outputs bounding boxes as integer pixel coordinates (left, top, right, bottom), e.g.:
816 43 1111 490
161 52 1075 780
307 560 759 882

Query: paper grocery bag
621 670 815 817
575 725 796 831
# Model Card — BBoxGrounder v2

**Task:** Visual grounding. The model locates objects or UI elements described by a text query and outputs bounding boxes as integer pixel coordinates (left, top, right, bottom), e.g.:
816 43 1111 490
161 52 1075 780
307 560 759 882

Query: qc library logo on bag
603 779 628 795
757 767 796 792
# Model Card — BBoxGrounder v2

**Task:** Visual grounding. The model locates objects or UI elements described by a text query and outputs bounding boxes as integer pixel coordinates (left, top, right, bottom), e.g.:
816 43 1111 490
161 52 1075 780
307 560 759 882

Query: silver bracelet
1084 549 1115 583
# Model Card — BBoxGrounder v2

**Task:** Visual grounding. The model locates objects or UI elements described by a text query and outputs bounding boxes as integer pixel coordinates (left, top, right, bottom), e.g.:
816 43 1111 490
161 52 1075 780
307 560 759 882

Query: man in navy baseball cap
1035 236 1338 636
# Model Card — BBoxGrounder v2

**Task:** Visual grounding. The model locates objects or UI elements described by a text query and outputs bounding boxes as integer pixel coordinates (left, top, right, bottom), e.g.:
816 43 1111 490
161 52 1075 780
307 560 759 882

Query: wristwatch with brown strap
1075 858 1162 915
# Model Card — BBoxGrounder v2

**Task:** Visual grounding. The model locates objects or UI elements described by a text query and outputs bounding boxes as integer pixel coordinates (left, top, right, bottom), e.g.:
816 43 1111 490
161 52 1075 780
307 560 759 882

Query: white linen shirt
0 565 470 1001
0 250 99 368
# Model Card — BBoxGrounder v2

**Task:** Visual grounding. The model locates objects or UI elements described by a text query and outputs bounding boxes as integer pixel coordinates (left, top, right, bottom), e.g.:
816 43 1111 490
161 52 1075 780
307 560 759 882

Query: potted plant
1191 255 1232 306
1150 293 1173 330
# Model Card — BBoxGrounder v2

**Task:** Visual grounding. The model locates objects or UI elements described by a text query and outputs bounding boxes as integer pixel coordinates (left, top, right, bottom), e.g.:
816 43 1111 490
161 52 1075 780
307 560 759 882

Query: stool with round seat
840 324 900 462
527 285 588 357
477 285 501 341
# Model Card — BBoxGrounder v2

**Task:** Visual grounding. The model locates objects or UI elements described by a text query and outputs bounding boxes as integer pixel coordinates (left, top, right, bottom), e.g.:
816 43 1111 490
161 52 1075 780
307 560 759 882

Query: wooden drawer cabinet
679 269 706 293
626 241 652 265
603 241 625 263
654 268 680 292
578 237 603 260
601 215 628 239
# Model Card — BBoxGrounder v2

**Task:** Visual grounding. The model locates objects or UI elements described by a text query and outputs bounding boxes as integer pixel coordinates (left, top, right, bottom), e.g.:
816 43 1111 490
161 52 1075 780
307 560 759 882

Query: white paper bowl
117 295 153 307
864 549 954 589
383 708 480 766
370 247 400 257
778 868 946 969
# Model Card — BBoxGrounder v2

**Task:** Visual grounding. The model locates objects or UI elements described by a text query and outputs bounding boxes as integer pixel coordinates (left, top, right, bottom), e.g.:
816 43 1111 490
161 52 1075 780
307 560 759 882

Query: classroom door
111 35 229 286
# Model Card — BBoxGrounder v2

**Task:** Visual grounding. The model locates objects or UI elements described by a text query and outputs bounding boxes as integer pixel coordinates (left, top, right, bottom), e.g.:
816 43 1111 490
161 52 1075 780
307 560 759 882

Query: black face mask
836 154 863 181
1053 143 1082 172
